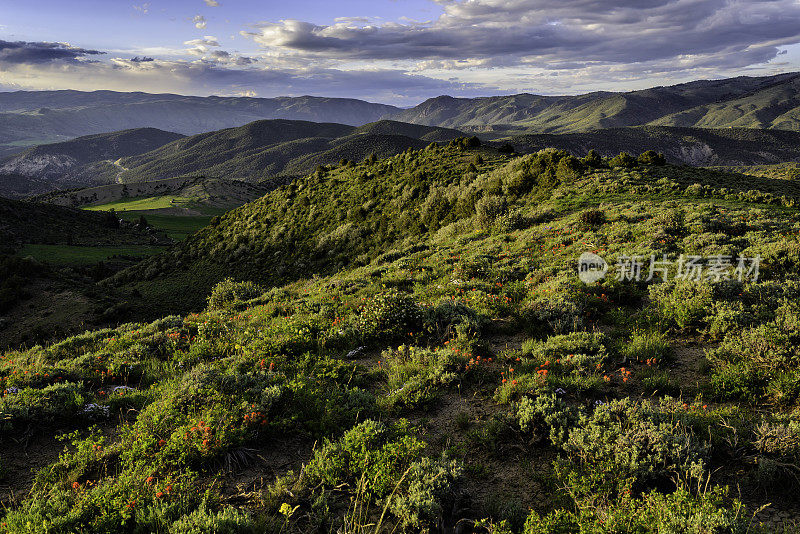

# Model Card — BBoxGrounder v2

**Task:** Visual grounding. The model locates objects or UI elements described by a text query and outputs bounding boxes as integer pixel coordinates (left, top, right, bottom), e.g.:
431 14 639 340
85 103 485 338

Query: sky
2 0 800 106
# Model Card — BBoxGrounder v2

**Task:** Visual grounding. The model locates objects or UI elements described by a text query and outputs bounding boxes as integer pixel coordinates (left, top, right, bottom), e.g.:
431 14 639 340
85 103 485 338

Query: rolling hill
0 128 184 197
651 74 800 130
35 175 273 211
503 126 800 166
5 141 800 530
392 72 800 132
110 119 466 183
0 90 401 156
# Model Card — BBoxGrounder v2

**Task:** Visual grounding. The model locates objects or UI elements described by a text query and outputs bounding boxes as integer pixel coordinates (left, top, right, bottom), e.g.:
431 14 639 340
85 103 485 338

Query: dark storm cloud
243 0 800 69
0 40 105 64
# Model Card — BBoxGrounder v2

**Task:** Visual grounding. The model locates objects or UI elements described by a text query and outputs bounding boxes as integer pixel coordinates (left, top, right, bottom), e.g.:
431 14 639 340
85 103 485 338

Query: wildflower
72 482 80 489
156 492 164 498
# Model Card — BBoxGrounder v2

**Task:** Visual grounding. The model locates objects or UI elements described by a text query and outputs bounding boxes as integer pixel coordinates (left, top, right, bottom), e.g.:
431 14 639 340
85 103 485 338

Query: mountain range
3 72 800 158
0 91 401 157
0 120 467 198
4 72 800 200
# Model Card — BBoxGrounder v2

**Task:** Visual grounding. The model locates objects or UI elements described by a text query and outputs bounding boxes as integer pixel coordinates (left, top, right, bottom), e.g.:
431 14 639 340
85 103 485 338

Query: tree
609 152 638 168
638 150 667 166
464 136 482 148
583 149 604 168
498 143 515 154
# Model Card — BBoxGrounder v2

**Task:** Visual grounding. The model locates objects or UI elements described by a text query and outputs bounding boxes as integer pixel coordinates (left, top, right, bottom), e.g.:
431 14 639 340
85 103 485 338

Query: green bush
475 195 508 229
305 419 425 498
356 289 423 343
609 152 638 168
638 150 667 166
649 280 713 330
563 398 707 494
207 278 264 309
167 504 262 534
577 208 605 228
389 456 462 531
516 394 576 447
523 487 749 534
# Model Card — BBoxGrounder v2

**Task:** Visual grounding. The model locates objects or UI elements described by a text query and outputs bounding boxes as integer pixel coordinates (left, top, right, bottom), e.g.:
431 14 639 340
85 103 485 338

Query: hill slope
651 74 800 130
391 72 800 131
0 128 184 196
4 143 800 530
504 126 800 166
0 90 401 155
113 119 466 183
35 176 273 211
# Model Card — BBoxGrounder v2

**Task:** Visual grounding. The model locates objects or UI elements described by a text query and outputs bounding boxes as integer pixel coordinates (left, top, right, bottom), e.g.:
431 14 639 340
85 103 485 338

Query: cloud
133 3 150 14
204 0 220 5
0 40 104 65
193 15 207 29
242 0 800 72
130 56 154 62
0 52 506 105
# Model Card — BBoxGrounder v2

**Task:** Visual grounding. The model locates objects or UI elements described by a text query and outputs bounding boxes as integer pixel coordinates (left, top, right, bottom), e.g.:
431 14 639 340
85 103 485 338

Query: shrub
609 152 638 168
563 398 707 493
464 136 482 148
582 149 604 168
305 419 425 498
577 208 606 228
167 504 261 533
207 278 264 310
638 150 667 166
356 290 423 343
649 280 713 331
622 329 672 364
389 456 462 531
523 487 749 534
516 393 577 447
475 195 508 229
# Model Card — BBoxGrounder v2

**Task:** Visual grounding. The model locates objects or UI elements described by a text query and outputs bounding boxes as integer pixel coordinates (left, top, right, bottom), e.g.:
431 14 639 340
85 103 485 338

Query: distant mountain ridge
3 72 800 159
0 91 402 156
100 119 466 184
0 119 467 198
392 73 800 132
0 128 184 197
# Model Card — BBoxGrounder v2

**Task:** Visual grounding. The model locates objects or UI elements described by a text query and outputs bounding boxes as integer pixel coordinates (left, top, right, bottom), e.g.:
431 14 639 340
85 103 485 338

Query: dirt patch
0 429 65 506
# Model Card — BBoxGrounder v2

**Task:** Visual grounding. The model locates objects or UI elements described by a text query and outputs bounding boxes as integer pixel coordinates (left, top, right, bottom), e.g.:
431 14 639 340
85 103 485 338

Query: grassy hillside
0 91 401 156
653 75 800 130
0 128 185 198
2 142 800 531
505 126 800 166
0 198 175 347
39 176 271 211
392 73 800 132
113 120 467 183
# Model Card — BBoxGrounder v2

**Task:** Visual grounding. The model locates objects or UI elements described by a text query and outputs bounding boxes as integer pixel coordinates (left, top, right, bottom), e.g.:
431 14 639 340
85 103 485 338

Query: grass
117 211 217 241
83 195 194 212
18 243 164 265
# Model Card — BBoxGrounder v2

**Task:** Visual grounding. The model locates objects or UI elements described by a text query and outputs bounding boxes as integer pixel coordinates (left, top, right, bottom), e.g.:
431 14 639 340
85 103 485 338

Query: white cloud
204 0 220 6
193 15 207 29
242 0 800 75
